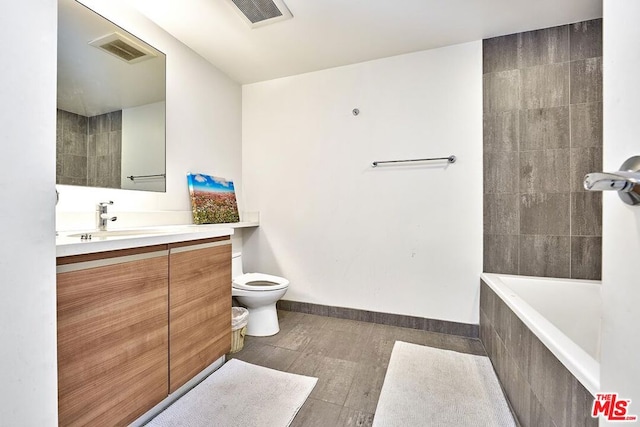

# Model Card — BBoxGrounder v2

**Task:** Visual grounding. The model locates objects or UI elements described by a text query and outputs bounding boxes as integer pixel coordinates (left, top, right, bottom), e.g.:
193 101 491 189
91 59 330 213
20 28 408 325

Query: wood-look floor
228 310 487 427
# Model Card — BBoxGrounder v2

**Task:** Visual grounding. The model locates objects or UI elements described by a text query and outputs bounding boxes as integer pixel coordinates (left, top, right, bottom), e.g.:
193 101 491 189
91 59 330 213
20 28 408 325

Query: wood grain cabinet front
56 237 232 426
168 239 232 393
56 248 169 427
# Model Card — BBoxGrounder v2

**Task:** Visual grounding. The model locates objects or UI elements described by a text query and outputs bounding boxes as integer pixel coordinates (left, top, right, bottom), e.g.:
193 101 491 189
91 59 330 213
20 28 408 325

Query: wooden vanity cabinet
56 246 169 426
56 236 232 426
168 238 232 392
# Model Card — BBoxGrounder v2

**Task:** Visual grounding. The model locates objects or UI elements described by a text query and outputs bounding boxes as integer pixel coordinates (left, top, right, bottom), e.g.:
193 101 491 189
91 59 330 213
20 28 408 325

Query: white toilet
231 252 289 337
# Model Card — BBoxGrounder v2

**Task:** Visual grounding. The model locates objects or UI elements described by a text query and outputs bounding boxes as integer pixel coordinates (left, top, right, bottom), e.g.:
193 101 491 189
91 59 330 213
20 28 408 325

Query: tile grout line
568 21 573 280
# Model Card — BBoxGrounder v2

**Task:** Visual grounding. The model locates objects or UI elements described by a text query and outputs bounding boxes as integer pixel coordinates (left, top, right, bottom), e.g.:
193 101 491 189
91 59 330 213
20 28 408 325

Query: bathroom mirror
57 0 166 192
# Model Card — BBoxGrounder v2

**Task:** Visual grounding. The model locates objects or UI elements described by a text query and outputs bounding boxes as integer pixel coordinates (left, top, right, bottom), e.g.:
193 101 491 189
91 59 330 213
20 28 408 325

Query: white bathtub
480 273 601 396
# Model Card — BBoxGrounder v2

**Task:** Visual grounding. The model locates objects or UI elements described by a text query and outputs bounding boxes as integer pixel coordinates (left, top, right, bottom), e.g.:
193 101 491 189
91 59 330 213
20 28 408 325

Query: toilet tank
231 252 243 279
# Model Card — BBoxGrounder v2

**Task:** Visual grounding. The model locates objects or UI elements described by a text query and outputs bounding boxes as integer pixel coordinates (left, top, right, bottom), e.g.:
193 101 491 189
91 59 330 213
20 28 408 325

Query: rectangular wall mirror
57 0 166 192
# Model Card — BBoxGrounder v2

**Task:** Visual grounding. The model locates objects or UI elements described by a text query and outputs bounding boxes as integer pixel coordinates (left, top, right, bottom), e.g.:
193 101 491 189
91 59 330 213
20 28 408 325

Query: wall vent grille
89 32 157 64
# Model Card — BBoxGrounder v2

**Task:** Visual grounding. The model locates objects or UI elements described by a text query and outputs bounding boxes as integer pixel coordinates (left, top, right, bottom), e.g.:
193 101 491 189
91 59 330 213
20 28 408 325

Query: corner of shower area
481 19 603 427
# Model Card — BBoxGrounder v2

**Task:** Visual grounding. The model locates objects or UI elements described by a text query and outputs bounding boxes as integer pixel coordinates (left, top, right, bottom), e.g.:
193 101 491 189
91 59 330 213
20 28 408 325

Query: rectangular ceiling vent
89 32 157 64
228 0 293 28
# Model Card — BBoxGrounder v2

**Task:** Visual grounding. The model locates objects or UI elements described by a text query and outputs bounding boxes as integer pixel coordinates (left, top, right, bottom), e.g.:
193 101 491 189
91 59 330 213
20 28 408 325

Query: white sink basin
56 225 236 258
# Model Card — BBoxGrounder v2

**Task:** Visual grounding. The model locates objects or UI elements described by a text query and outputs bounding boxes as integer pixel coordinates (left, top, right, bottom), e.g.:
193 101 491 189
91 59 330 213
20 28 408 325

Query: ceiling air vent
228 0 293 28
89 32 157 64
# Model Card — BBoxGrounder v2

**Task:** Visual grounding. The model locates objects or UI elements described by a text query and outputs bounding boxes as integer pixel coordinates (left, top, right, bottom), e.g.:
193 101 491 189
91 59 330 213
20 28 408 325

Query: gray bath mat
147 359 317 427
373 341 515 427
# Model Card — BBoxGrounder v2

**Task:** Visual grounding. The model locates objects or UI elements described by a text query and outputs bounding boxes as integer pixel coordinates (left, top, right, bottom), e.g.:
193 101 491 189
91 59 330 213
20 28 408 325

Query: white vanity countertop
56 224 237 257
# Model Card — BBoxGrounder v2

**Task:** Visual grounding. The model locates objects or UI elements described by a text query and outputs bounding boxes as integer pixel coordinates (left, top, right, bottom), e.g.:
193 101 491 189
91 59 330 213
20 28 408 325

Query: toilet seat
232 273 289 291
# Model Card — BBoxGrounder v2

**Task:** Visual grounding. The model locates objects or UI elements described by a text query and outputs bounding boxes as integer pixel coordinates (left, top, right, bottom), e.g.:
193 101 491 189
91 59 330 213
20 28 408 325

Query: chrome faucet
96 201 117 231
584 155 640 206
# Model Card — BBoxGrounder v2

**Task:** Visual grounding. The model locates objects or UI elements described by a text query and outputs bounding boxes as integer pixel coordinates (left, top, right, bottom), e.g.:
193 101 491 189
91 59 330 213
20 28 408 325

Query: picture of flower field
187 173 240 224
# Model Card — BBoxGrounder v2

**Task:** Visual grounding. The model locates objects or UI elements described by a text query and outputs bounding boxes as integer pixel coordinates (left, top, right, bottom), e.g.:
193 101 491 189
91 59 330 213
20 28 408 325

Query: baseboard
276 300 478 338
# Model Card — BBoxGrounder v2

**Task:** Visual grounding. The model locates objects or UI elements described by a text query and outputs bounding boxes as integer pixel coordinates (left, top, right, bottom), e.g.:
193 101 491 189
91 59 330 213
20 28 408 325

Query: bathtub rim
480 272 600 397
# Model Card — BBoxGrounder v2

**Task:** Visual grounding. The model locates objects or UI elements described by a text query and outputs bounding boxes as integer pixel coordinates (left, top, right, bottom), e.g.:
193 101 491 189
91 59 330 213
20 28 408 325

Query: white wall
601 0 640 421
56 0 242 230
0 1 58 425
121 101 166 192
242 42 483 324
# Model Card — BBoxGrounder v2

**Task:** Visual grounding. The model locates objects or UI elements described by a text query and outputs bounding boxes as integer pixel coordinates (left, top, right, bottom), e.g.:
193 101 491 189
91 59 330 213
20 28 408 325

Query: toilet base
242 303 280 337
232 285 287 337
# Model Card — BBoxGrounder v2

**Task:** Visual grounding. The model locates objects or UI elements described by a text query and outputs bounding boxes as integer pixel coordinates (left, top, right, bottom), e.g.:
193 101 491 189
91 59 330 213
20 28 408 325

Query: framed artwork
187 173 240 224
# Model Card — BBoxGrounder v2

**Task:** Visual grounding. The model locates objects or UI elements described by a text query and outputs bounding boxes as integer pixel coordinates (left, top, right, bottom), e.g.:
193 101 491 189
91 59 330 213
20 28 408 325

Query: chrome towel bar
371 155 456 167
126 173 166 181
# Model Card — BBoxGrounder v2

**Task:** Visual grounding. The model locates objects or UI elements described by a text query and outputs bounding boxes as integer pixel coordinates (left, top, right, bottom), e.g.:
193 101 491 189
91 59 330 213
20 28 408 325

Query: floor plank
229 310 487 425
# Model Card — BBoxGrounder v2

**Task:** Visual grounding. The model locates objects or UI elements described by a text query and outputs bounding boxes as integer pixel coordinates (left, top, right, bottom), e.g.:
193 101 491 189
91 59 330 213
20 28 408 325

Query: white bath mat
373 341 515 427
147 359 317 427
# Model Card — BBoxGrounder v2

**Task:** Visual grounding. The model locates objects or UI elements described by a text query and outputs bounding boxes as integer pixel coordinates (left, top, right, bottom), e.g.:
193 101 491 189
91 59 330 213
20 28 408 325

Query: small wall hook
352 108 360 116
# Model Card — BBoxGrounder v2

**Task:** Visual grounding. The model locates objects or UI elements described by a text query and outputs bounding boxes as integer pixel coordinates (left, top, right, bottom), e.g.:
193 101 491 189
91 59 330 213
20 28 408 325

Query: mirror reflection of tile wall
56 109 122 189
483 19 603 280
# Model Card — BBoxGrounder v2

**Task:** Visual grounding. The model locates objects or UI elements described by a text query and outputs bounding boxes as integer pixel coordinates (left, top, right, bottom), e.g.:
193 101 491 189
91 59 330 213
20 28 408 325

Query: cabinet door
169 239 231 392
57 250 168 427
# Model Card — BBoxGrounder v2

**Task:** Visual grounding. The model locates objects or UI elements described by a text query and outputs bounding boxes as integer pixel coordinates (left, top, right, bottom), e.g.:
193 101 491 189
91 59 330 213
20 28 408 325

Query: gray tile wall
483 20 602 280
57 109 88 186
56 109 122 189
480 280 597 427
88 111 122 189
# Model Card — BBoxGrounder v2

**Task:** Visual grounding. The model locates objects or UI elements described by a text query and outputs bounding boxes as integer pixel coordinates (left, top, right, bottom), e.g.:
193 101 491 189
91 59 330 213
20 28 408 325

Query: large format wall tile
62 132 87 156
521 63 569 109
59 109 87 134
519 106 569 150
483 34 519 74
62 154 87 180
483 20 602 279
520 193 570 236
570 20 603 61
483 70 522 113
484 194 520 235
571 236 602 280
57 109 89 185
484 151 519 194
95 133 110 156
571 377 599 426
110 131 122 153
88 110 122 134
56 157 63 178
96 155 112 186
519 25 569 68
519 235 570 278
483 111 520 152
520 149 570 194
88 111 122 189
501 348 531 424
57 176 87 186
480 282 597 426
56 109 122 189
529 335 573 426
484 234 519 275
87 159 97 187
571 102 603 148
571 192 602 236
570 58 603 104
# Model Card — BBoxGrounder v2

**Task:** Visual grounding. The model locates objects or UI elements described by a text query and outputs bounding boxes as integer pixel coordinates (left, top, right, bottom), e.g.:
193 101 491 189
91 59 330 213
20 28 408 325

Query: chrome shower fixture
584 156 640 206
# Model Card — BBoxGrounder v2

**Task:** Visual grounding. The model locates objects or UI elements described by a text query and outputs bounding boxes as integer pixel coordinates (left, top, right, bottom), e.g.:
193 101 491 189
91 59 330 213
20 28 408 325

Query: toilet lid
232 273 289 291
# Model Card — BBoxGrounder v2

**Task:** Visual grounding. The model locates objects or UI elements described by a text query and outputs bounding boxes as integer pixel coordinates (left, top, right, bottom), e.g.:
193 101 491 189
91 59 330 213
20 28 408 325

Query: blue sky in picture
188 173 236 193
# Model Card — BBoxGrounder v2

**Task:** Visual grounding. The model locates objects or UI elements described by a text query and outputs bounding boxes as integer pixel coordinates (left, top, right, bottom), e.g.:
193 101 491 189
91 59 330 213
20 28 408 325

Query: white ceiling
58 0 165 117
136 0 602 84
